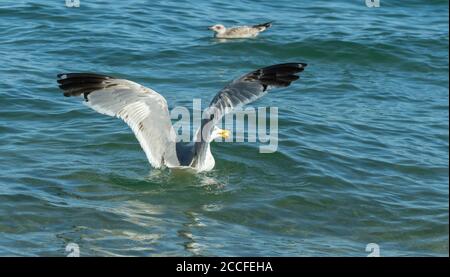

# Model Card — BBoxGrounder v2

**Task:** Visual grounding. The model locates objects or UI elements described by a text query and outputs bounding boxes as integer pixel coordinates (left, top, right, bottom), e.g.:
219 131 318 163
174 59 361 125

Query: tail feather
253 21 273 30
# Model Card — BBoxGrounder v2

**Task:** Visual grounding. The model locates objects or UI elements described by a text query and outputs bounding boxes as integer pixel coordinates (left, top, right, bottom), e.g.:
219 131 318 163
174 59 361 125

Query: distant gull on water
208 21 273 39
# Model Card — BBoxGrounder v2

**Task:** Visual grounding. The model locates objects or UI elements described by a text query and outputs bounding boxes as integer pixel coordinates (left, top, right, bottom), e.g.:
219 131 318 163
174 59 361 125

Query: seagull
57 63 307 172
208 21 273 39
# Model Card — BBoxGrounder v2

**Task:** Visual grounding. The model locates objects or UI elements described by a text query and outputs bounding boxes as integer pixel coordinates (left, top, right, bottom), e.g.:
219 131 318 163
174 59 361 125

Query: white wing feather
84 79 179 168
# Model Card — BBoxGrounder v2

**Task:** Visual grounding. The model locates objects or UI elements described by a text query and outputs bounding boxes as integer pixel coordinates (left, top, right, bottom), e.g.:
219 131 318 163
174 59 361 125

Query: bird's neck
191 124 216 171
193 142 215 172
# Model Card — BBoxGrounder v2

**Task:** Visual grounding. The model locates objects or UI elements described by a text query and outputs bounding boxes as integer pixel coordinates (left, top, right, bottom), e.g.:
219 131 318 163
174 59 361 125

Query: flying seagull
208 21 273 39
57 63 307 172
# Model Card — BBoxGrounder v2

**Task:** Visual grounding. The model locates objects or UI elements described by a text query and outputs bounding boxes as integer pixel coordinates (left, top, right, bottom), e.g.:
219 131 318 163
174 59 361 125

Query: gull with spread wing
57 63 307 172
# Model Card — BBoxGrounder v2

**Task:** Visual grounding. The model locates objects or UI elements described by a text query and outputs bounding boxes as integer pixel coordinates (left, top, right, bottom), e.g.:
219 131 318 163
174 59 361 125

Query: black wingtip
57 72 113 81
245 63 307 89
260 63 308 73
56 73 115 98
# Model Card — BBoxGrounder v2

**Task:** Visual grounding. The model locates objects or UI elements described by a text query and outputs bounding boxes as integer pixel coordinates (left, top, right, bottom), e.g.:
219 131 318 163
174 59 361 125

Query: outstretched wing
194 62 307 160
57 73 179 168
205 62 307 125
195 63 307 160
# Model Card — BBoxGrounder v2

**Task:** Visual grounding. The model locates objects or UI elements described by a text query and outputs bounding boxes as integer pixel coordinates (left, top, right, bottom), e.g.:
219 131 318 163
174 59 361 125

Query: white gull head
208 24 226 35
209 126 230 142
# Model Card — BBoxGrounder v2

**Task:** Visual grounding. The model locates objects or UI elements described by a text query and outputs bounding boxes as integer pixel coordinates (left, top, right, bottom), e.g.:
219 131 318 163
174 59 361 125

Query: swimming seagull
57 63 307 172
208 21 273 39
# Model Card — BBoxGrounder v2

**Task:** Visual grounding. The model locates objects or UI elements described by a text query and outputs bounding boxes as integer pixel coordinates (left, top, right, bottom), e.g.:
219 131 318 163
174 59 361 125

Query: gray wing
205 62 307 126
57 73 179 168
194 62 307 159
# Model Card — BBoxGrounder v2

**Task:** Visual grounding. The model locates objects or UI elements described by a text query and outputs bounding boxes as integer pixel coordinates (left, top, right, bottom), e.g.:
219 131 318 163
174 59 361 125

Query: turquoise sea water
0 0 448 256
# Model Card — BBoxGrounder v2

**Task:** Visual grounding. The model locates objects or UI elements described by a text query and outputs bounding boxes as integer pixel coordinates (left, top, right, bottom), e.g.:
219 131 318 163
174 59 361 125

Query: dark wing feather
57 73 115 98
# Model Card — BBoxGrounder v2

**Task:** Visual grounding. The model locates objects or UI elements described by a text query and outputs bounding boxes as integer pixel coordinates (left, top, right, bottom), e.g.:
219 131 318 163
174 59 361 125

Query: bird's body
57 63 307 172
209 22 273 39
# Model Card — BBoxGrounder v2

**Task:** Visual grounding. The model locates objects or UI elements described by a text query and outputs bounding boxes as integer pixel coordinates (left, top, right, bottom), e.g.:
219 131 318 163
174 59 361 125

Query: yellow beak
218 129 230 139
